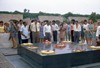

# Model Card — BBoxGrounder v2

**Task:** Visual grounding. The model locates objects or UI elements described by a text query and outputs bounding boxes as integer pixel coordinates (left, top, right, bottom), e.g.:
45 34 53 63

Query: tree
13 10 22 14
24 9 27 13
89 12 97 22
28 10 30 13
63 12 73 18
96 14 100 19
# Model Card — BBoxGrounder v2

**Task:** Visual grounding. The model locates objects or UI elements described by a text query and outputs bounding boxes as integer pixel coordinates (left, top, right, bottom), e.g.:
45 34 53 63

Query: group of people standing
30 20 59 43
64 19 100 46
0 19 100 48
0 20 29 48
29 19 100 46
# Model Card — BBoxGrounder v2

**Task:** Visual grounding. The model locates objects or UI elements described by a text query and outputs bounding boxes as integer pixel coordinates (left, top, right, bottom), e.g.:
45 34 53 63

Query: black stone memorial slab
18 43 100 68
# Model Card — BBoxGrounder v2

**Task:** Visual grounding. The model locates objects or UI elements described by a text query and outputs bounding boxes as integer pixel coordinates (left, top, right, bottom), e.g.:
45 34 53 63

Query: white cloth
20 25 29 39
44 24 52 33
17 24 23 31
73 24 81 32
96 26 100 37
52 24 59 31
83 23 89 30
30 22 40 32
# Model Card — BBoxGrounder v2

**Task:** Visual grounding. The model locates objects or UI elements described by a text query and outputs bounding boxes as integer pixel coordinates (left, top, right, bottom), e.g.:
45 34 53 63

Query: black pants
30 31 33 43
97 35 100 46
71 30 74 42
53 31 57 43
18 31 21 44
74 31 80 43
22 39 28 43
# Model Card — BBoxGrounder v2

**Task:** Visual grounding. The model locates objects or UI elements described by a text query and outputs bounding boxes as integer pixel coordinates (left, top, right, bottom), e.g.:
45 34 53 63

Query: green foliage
89 12 97 22
96 14 100 19
63 12 89 19
0 11 13 14
0 11 22 14
23 12 39 19
23 11 61 19
13 10 22 14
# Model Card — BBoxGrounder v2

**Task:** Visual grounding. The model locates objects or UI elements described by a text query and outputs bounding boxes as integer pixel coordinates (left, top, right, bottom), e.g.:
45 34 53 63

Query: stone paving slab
0 48 17 56
0 52 15 68
0 33 13 48
6 55 33 68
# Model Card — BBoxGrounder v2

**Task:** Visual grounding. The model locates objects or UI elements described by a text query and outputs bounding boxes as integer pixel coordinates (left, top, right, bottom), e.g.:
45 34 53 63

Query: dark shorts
22 39 28 43
10 32 17 38
45 33 51 41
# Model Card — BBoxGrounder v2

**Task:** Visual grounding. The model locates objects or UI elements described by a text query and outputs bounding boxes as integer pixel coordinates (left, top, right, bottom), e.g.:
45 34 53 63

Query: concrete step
6 55 33 68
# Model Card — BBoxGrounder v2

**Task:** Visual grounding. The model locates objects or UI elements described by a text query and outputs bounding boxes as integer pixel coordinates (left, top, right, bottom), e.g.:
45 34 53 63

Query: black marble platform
18 43 100 68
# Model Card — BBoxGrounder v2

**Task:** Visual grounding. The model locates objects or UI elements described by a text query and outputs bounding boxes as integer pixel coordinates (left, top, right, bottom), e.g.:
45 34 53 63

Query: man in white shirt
96 22 100 46
52 20 59 43
30 20 40 43
44 21 52 41
73 21 81 43
20 22 29 43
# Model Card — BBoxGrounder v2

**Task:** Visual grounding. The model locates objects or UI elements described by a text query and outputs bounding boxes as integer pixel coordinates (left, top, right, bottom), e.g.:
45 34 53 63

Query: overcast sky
0 0 100 14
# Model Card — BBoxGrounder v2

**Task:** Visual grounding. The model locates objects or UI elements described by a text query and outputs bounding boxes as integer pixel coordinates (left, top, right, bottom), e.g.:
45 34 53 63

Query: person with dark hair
52 20 59 43
63 21 68 41
10 20 18 48
29 20 34 43
17 20 23 44
80 20 85 44
73 21 81 43
20 22 30 43
30 20 40 43
0 21 6 33
88 19 94 45
44 21 52 41
66 22 71 41
39 22 45 43
96 22 100 46
83 20 89 44
4 22 10 33
59 23 66 43
70 19 75 43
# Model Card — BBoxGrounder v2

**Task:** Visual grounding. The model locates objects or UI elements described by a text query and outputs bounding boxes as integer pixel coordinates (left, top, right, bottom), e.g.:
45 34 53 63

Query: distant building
0 14 23 23
38 16 64 22
68 16 89 22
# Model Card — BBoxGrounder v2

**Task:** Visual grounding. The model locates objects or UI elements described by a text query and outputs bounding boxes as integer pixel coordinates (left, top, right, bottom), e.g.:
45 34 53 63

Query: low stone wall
0 14 23 23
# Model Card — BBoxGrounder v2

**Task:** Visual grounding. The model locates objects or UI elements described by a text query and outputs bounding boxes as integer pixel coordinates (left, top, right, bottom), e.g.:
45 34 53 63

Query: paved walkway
0 52 14 68
0 48 17 56
0 48 33 68
6 55 33 68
